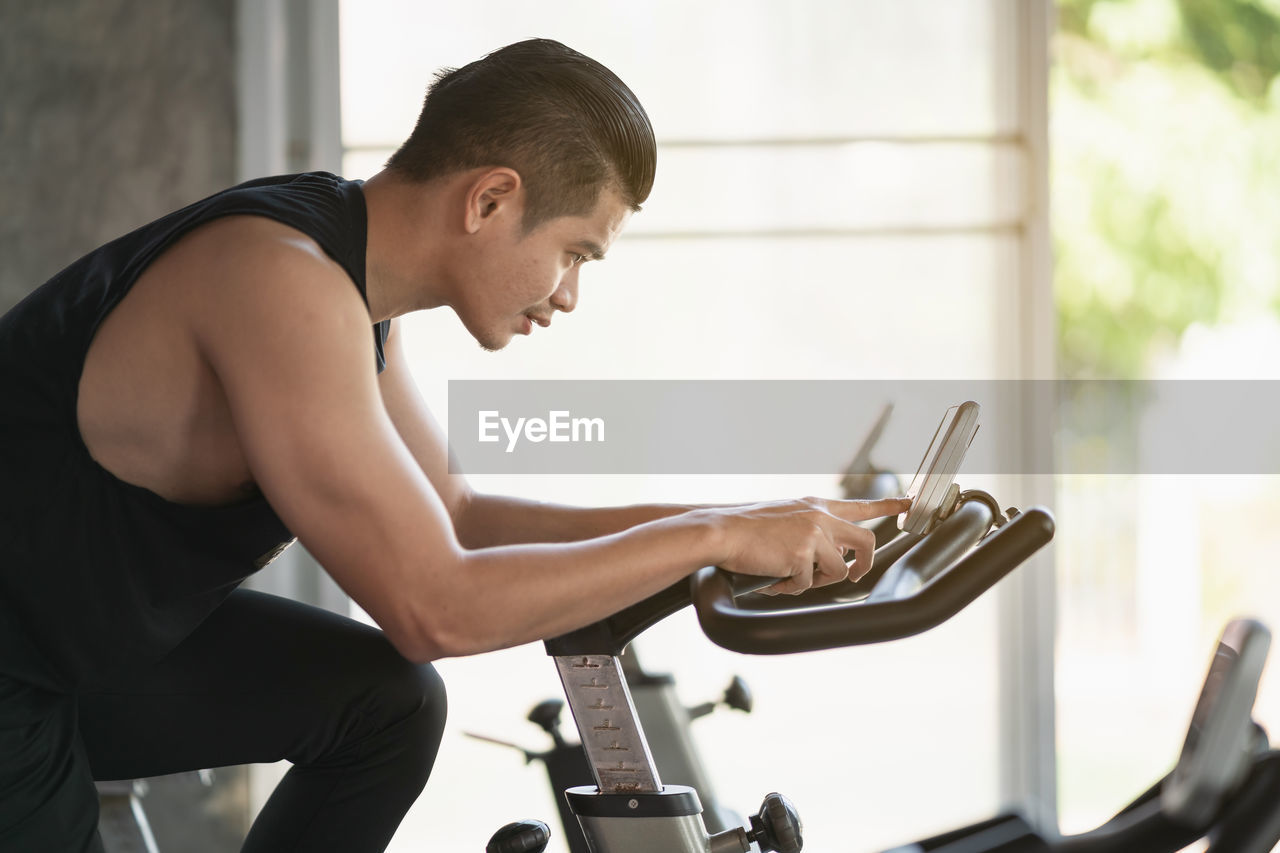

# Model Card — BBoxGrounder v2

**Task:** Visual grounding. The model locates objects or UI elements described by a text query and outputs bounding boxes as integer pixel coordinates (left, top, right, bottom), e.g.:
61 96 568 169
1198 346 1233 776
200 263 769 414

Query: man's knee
358 653 448 749
360 659 447 792
391 660 448 748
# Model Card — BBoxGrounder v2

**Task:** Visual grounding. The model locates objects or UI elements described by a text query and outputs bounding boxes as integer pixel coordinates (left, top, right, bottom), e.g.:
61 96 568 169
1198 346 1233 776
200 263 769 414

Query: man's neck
359 169 454 323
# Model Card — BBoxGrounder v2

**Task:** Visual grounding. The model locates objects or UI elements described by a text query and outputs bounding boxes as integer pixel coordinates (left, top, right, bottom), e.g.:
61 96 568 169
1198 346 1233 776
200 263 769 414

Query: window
1051 1 1280 831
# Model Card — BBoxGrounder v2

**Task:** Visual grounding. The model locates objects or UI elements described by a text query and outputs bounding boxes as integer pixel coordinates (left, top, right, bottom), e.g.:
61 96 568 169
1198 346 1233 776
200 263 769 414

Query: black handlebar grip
865 500 994 602
691 506 1054 655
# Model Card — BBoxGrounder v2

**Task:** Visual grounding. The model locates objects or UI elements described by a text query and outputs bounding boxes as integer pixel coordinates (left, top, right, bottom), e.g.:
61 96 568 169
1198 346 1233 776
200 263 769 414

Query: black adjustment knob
723 675 753 714
486 819 551 853
527 699 568 748
747 792 803 853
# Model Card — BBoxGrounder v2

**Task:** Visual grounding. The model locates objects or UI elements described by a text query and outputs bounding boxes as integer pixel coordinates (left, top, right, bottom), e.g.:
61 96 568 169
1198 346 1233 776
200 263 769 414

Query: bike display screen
1180 642 1239 758
897 401 980 535
1162 618 1270 825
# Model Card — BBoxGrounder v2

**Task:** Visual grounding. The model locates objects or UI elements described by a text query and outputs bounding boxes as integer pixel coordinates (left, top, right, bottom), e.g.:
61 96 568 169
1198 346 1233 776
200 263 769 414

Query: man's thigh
0 675 105 853
77 588 431 780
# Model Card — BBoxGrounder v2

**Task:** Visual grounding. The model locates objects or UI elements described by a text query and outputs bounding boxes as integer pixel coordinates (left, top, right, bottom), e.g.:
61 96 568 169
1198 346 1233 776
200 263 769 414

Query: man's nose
551 266 579 313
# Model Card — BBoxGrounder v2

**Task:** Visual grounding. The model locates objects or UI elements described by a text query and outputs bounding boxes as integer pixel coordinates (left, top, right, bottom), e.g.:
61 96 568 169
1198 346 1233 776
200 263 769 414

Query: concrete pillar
0 1 237 312
0 2 250 848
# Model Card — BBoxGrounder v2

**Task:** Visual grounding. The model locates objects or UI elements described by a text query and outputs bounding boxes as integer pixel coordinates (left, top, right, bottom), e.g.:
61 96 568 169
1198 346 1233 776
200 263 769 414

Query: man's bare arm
376 317 724 547
455 495 697 545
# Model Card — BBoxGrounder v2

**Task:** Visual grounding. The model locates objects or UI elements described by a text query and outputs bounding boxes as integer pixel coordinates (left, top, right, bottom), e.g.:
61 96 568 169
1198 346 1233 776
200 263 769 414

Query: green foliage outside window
1053 0 1280 378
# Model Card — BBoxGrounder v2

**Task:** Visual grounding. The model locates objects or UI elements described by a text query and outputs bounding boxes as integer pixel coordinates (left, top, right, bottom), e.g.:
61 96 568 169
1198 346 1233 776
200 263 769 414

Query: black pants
0 589 448 852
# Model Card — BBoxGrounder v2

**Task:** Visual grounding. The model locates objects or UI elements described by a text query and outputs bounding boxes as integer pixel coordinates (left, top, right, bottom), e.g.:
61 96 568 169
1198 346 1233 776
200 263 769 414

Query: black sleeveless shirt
0 172 387 690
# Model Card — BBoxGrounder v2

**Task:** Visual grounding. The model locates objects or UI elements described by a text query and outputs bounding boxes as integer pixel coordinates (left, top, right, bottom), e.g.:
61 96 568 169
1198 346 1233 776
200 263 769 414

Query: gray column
0 3 250 849
0 1 236 312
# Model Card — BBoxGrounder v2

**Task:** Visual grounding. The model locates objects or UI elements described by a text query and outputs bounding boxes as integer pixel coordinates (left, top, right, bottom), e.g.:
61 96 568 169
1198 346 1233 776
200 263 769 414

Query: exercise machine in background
885 618 1278 853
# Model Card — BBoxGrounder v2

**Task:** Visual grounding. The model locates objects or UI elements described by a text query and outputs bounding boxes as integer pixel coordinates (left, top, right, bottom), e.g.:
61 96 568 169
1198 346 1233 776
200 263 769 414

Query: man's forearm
455 492 709 548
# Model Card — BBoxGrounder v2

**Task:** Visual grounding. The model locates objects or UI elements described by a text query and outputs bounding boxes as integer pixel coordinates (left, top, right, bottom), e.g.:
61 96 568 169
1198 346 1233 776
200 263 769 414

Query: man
0 39 907 851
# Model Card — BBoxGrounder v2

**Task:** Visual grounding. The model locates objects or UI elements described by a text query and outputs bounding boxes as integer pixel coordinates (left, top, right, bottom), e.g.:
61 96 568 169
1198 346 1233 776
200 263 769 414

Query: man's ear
463 167 522 234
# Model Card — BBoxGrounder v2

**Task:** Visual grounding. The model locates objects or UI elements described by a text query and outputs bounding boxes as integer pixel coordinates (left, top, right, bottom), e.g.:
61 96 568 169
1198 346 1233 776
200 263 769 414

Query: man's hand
695 497 911 595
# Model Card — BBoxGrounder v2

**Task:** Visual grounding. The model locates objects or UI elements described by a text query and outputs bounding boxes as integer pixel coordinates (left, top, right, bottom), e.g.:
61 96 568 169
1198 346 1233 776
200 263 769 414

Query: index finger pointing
830 497 912 523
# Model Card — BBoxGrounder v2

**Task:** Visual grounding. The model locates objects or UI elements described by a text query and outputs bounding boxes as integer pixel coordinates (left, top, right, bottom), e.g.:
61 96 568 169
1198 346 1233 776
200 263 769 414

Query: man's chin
454 310 515 353
475 331 513 353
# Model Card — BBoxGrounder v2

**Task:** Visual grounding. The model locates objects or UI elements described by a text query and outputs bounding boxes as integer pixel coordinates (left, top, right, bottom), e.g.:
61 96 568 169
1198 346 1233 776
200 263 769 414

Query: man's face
455 186 632 352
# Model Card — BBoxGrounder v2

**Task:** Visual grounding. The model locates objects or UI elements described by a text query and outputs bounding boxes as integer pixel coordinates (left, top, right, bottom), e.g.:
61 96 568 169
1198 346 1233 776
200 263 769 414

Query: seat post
552 654 663 794
541 588 765 852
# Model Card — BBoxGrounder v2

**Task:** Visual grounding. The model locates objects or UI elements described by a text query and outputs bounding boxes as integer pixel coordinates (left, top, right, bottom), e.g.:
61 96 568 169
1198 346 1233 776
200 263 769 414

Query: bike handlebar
690 502 1055 656
545 495 1055 658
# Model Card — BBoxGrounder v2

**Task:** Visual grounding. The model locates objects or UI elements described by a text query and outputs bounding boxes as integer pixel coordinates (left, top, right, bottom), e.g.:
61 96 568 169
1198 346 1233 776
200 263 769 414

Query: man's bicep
191 249 460 651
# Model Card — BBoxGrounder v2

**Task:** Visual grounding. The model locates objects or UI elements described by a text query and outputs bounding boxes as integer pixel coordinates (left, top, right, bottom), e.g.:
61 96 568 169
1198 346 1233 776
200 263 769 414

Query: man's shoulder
155 215 370 349
184 215 352 290
195 214 338 264
175 171 366 284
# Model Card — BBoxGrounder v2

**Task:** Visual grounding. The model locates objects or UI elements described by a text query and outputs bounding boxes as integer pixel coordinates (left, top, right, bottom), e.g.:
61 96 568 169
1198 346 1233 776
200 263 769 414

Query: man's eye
570 253 586 265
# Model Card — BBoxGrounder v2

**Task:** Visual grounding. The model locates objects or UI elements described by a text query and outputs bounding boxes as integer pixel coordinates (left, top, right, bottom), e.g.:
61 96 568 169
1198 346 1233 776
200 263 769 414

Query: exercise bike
467 401 916 849
485 422 1057 853
479 401 994 853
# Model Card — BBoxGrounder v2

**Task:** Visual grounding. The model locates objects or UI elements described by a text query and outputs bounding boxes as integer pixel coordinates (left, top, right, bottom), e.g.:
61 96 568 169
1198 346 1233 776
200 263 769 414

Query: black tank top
0 172 387 690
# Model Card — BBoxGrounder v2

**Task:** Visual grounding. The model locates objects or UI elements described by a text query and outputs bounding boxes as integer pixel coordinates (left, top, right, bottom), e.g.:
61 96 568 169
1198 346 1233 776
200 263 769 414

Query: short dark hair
386 39 656 231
